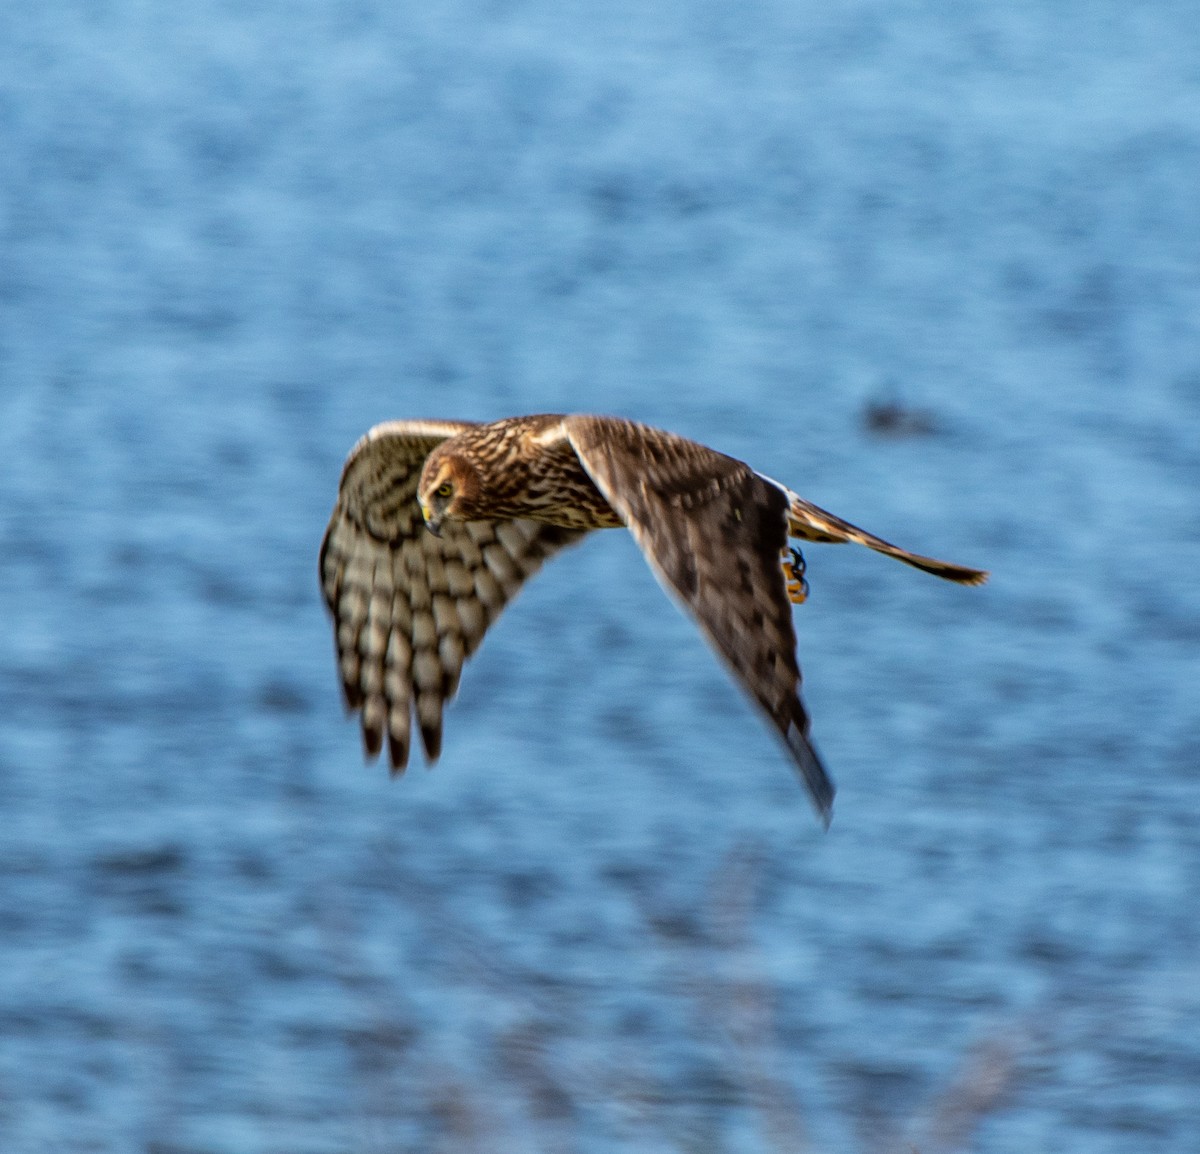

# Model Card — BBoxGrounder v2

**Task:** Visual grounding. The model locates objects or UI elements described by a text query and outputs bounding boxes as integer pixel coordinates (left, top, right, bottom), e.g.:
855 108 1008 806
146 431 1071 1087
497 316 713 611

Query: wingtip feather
785 721 836 829
419 722 443 764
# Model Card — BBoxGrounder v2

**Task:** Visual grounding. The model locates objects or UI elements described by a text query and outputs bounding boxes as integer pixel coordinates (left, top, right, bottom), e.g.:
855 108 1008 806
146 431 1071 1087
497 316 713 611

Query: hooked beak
419 501 442 537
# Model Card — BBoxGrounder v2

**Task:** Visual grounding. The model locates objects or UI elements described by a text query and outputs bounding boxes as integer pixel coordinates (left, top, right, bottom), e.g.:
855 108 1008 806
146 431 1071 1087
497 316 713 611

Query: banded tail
785 493 988 586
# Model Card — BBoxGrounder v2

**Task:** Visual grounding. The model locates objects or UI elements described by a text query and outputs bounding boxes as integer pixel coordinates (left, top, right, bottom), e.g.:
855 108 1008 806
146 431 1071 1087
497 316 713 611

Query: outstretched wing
563 415 835 826
320 420 587 772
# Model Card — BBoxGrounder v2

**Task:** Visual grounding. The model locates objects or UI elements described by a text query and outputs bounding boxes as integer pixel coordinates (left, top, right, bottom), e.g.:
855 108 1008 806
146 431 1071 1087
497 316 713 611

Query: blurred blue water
2 2 1199 1151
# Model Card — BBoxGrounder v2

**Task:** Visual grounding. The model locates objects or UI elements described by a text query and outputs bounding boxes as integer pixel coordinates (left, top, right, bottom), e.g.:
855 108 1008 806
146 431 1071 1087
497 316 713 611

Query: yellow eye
435 482 453 498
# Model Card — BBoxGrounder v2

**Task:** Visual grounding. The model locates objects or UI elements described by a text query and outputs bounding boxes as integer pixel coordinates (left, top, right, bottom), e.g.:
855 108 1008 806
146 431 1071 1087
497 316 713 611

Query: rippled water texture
2 3 1199 1151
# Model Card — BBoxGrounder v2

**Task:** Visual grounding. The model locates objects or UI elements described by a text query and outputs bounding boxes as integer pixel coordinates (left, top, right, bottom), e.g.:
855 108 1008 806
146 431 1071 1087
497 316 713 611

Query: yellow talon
782 546 809 605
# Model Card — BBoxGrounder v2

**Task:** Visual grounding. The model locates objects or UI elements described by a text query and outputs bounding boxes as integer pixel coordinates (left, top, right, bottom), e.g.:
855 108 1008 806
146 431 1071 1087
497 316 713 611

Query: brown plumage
320 414 988 826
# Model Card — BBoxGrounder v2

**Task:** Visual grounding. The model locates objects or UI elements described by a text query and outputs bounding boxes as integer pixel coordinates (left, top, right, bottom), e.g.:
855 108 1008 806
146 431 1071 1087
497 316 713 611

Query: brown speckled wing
564 416 835 825
320 420 587 772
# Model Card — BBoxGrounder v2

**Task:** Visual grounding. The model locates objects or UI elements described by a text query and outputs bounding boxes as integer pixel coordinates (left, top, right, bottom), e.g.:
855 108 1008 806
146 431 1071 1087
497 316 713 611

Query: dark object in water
863 396 938 437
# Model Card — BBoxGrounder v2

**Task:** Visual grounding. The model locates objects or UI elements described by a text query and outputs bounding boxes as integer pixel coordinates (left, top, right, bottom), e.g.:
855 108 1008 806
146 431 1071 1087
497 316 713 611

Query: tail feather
786 494 988 586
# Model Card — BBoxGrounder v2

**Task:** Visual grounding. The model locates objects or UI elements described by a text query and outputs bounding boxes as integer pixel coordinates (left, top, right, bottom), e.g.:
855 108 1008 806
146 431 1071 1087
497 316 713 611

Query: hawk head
417 447 484 535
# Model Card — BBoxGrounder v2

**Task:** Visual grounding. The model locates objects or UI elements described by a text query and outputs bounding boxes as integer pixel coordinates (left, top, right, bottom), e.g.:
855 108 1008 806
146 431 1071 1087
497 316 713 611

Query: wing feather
563 415 835 825
321 420 587 772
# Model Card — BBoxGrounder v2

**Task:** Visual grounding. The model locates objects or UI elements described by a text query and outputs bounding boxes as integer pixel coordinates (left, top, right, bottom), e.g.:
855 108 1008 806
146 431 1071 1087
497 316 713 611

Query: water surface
2 3 1199 1151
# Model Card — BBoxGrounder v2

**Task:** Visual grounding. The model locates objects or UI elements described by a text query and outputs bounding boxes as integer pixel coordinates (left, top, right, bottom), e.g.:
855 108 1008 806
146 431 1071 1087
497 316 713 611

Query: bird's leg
782 546 810 605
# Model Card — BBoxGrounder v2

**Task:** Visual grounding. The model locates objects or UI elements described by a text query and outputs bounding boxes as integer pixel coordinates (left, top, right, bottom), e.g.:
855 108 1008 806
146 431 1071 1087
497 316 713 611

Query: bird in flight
320 414 987 826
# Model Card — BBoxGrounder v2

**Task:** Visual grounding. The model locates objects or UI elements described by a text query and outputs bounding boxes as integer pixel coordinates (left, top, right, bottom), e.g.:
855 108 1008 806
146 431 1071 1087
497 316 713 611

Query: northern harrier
320 414 987 826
